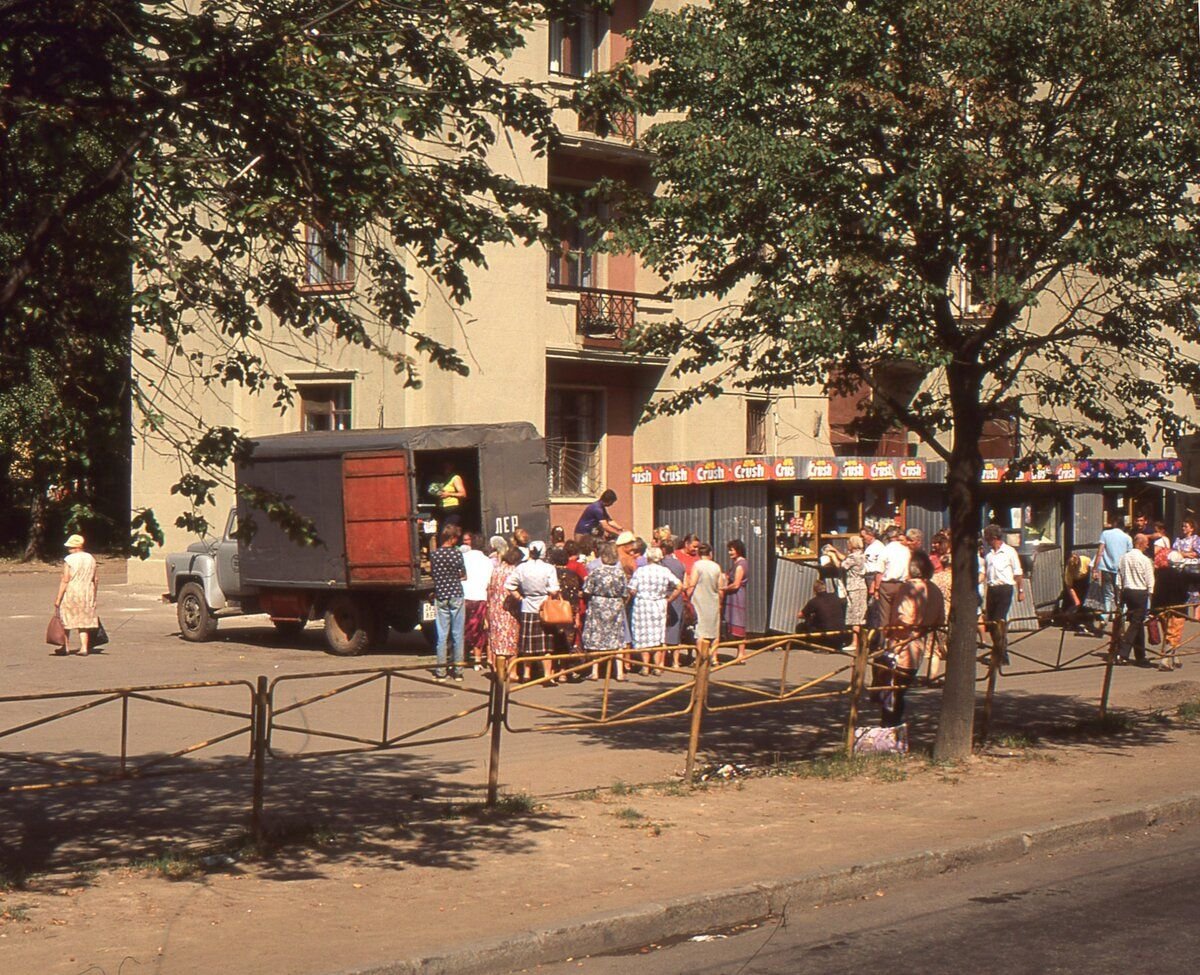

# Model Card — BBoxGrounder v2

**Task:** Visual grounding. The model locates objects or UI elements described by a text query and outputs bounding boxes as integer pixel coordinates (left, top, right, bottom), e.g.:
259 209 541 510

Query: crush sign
631 456 929 487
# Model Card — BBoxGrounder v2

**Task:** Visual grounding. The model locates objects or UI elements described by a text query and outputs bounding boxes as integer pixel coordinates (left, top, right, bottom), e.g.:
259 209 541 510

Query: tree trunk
21 490 47 563
933 364 985 761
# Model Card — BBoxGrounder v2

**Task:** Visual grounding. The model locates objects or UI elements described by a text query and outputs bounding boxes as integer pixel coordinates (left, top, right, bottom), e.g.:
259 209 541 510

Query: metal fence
2 610 1192 844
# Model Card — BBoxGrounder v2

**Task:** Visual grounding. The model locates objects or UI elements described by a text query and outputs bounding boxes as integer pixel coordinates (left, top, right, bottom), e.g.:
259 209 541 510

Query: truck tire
272 619 306 639
323 596 373 656
178 582 219 642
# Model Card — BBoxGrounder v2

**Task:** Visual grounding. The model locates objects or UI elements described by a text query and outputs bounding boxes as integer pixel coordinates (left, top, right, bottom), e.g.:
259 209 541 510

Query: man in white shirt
983 524 1024 664
861 526 886 578
875 526 911 628
460 533 495 671
1116 533 1155 665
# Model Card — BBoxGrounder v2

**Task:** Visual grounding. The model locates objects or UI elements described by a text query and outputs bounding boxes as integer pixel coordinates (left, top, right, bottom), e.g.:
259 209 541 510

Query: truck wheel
272 619 306 639
323 596 373 656
178 582 218 642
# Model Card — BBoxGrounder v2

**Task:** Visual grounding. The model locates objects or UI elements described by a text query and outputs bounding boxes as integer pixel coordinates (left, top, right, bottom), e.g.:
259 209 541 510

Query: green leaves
592 0 1200 461
2 1 570 553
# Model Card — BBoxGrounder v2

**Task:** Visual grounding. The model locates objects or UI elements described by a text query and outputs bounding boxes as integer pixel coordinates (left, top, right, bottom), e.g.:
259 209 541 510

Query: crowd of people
426 500 751 684
1067 512 1200 671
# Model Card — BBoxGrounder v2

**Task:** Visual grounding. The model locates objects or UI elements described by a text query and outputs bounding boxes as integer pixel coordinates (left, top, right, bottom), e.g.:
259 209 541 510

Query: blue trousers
435 597 465 673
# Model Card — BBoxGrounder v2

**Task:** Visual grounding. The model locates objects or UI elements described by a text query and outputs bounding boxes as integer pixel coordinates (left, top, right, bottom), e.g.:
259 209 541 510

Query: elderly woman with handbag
505 540 562 685
53 533 98 656
629 546 685 674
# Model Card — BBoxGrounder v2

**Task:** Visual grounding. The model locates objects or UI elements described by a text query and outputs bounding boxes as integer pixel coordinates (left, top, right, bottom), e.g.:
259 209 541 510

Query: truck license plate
421 601 437 622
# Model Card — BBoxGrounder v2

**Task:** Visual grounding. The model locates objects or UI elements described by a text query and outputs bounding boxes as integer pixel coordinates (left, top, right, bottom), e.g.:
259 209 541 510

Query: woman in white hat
53 533 98 655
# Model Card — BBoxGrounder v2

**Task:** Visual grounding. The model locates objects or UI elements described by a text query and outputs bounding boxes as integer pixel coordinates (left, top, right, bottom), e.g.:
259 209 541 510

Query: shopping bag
1146 615 1162 646
92 619 109 648
45 612 67 647
853 724 909 755
1083 579 1105 612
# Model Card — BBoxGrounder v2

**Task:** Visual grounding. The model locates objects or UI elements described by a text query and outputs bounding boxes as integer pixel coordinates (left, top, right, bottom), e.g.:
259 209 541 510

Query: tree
1 0 575 547
583 0 1200 758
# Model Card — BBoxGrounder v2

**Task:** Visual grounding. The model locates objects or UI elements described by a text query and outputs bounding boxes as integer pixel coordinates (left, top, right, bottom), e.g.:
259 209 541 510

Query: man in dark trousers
796 580 848 651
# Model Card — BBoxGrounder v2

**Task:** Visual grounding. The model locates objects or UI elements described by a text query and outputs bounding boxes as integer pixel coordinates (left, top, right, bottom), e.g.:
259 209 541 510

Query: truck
163 422 550 655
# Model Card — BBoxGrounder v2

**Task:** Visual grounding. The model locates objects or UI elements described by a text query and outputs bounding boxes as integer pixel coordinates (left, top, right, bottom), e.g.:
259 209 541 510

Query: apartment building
129 3 1196 638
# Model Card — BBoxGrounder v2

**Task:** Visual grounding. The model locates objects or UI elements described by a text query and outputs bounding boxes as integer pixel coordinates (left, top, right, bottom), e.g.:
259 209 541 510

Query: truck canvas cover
234 423 548 590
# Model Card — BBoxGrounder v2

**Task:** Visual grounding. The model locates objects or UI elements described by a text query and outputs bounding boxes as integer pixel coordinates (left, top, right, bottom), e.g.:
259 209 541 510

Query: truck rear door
342 451 419 586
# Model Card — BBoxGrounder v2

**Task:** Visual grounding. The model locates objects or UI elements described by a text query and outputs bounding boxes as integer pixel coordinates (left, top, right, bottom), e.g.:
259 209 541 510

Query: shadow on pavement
0 749 565 884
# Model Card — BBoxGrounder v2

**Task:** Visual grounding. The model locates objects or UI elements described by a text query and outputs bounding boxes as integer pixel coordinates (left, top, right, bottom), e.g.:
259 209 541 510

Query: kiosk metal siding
653 485 712 544
904 487 946 543
1073 484 1104 547
712 484 770 634
768 558 819 633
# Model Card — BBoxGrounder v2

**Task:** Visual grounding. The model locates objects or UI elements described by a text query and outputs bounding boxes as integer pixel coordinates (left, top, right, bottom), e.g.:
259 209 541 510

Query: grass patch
572 788 600 802
0 865 28 891
133 851 204 881
777 753 909 783
992 732 1038 749
1 904 32 923
1069 710 1140 736
419 791 540 822
655 780 690 797
1177 699 1200 723
613 806 645 823
610 780 638 796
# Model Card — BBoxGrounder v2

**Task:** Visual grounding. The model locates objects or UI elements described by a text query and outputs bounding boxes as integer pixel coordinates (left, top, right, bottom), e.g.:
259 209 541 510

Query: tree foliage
585 0 1200 756
1 0 574 546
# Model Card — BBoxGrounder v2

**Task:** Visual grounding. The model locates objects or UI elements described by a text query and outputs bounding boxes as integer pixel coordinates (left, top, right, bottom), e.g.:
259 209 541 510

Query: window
304 221 355 288
549 3 601 78
746 399 769 455
954 235 996 315
546 387 604 497
547 187 599 289
299 383 352 431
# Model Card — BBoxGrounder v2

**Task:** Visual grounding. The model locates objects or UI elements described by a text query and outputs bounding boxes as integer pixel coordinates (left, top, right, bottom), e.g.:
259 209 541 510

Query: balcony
575 287 638 349
577 106 637 144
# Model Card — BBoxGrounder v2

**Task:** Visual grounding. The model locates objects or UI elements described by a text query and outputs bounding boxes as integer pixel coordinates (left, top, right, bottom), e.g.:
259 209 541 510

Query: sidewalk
2 675 1199 975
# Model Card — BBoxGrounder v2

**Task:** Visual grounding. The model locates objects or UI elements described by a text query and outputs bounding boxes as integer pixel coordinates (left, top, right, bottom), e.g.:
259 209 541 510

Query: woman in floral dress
629 547 684 673
54 533 98 656
582 543 629 680
485 547 523 675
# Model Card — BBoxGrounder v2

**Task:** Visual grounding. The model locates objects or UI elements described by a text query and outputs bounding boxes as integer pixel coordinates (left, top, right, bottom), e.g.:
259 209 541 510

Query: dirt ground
3 702 1200 975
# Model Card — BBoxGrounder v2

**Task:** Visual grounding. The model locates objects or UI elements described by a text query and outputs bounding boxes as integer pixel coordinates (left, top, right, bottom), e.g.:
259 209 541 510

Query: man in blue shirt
1093 512 1132 629
574 489 622 540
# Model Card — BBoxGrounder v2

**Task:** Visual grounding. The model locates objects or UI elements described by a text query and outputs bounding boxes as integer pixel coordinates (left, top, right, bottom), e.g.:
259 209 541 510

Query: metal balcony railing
577 106 638 143
546 438 603 498
576 287 638 348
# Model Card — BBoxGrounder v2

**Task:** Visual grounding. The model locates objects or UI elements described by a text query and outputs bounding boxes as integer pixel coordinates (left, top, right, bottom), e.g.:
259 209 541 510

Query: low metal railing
2 609 1194 849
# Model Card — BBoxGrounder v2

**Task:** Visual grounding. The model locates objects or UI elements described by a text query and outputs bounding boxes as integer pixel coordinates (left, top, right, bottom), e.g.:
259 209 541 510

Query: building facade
129 3 1199 638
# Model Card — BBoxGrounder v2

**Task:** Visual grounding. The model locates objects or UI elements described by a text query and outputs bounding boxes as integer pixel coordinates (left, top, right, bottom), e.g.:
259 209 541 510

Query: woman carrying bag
53 533 99 656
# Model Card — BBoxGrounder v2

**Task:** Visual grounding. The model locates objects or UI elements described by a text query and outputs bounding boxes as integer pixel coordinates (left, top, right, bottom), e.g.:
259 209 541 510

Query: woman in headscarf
629 546 684 674
582 543 629 680
54 533 98 656
505 540 561 684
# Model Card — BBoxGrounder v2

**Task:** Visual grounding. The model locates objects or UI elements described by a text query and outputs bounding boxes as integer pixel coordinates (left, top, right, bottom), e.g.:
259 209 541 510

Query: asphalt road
526 821 1200 975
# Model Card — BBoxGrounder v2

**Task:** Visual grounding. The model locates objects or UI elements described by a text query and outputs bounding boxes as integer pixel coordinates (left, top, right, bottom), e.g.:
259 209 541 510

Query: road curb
339 792 1200 975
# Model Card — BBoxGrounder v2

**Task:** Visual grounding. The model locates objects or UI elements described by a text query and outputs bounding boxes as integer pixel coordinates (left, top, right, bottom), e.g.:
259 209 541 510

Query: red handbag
1146 615 1162 645
46 611 67 647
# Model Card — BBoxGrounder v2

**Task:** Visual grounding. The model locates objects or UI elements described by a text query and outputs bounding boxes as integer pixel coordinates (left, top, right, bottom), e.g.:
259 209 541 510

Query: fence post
979 645 1000 743
485 660 509 807
251 675 268 847
1098 607 1122 719
844 629 870 756
684 642 713 784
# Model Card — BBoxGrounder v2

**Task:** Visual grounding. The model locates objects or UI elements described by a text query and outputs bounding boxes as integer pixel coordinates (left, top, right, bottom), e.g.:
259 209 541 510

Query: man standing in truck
430 526 468 681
